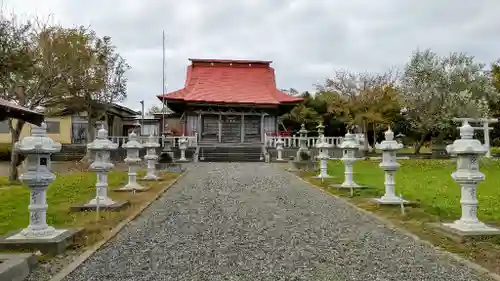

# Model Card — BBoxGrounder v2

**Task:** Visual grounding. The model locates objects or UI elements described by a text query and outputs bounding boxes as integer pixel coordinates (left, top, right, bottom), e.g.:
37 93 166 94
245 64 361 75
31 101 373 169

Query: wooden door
221 115 241 143
244 116 261 143
201 115 219 142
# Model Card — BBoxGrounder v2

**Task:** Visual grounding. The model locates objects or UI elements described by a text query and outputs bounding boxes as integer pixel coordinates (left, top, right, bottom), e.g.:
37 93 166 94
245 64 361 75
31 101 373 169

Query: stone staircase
198 144 263 162
52 145 86 161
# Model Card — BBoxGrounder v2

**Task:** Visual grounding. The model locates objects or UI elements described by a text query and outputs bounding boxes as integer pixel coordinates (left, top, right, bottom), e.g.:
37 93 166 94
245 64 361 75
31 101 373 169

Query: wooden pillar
218 114 222 143
197 112 202 142
260 114 265 142
241 114 245 143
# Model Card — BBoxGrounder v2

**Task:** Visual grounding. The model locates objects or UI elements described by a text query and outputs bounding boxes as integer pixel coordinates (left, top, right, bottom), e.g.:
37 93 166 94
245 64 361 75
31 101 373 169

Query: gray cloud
3 0 500 111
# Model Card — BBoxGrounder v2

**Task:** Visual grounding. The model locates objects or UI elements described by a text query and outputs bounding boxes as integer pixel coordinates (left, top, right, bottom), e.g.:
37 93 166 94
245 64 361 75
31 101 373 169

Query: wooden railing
264 135 344 148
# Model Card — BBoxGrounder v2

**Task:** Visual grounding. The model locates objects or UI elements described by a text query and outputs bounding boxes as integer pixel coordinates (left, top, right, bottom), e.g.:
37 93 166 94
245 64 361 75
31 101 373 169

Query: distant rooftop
188 58 272 65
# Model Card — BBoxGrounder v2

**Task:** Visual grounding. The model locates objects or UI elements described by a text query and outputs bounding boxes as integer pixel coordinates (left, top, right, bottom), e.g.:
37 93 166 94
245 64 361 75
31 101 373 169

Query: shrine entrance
221 115 241 143
197 111 267 144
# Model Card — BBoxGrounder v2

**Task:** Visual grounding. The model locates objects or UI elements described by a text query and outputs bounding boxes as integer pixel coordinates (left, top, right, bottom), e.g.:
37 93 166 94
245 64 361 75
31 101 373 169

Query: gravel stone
58 162 493 281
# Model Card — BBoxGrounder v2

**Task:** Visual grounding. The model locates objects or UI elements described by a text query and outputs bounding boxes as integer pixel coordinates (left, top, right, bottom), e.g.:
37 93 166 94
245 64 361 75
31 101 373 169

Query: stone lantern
117 131 147 192
275 135 285 162
296 123 309 161
72 126 129 211
142 133 160 181
330 131 365 189
313 122 333 180
439 120 500 235
0 122 79 252
178 135 188 162
372 127 406 205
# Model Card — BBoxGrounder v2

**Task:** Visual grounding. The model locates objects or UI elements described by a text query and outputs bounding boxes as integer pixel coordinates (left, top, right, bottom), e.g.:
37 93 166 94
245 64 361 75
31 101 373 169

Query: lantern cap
15 121 61 154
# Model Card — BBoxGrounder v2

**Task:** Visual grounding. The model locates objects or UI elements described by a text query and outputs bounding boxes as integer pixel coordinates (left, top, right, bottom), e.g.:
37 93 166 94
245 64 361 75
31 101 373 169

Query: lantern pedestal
431 222 500 242
312 155 333 180
70 200 131 212
116 171 151 192
115 186 151 193
0 228 83 255
156 163 185 173
371 127 411 205
0 253 36 281
139 134 161 181
73 126 130 210
329 183 367 189
330 132 366 189
177 137 190 162
117 131 149 192
0 121 81 254
433 121 500 239
371 197 408 205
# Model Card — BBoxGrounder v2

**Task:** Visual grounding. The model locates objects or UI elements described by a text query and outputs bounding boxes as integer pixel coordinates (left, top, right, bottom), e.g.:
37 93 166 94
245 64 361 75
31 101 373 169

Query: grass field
326 159 500 222
0 170 180 250
300 159 500 274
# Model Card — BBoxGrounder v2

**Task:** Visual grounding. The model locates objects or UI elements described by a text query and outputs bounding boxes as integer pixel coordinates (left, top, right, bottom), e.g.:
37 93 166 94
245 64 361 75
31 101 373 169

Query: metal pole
140 100 144 135
161 30 166 136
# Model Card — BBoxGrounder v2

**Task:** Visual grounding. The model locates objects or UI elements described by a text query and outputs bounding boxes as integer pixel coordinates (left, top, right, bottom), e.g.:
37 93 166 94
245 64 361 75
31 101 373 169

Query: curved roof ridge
157 58 303 105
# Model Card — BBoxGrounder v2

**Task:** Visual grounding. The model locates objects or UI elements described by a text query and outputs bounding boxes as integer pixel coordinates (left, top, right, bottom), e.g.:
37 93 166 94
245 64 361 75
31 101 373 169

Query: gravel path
61 162 491 281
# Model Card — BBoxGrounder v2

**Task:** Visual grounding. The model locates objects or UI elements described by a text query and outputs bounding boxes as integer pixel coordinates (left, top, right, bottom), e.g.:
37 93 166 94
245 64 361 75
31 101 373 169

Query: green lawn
0 171 126 235
0 170 179 248
326 159 500 223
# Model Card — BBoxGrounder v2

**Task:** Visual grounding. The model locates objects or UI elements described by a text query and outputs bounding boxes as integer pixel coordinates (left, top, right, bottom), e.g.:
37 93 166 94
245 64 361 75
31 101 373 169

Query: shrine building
157 59 303 145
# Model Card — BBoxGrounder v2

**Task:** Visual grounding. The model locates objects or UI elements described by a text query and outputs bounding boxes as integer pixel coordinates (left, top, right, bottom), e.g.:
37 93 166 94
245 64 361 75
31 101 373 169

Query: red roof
157 58 303 105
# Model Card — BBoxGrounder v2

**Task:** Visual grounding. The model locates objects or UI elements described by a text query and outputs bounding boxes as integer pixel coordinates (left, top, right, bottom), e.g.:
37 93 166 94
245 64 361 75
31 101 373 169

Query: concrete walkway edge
49 171 188 281
289 170 500 281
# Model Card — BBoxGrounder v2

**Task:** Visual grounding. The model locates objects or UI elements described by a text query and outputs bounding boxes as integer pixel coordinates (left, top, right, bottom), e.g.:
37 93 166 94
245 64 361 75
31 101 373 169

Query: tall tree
317 69 400 149
399 49 496 154
0 17 33 179
0 17 80 180
54 31 129 142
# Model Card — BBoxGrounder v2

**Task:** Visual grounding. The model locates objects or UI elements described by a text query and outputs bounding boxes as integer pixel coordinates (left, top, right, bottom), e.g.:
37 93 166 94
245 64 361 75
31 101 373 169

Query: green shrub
490 146 500 154
299 151 310 161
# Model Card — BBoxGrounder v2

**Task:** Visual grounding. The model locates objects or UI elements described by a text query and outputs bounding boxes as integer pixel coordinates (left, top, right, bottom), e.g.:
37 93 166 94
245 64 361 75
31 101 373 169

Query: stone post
117 131 148 192
372 127 407 205
330 131 365 189
314 122 332 180
76 126 129 210
296 124 309 160
276 136 285 161
440 120 500 235
178 136 188 162
13 122 61 238
0 122 81 253
142 134 160 181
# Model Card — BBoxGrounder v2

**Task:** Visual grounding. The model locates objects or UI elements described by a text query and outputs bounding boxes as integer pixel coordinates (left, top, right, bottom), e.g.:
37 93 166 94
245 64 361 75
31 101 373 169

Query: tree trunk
9 119 25 182
413 133 427 155
372 122 377 147
362 119 369 152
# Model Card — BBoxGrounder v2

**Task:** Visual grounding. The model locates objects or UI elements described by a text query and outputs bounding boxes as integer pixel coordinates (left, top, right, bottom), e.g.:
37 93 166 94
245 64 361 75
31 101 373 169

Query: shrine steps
198 144 263 162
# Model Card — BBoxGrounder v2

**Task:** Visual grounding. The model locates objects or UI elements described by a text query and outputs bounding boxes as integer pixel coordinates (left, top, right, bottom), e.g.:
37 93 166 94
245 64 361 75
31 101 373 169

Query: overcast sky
3 0 500 111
